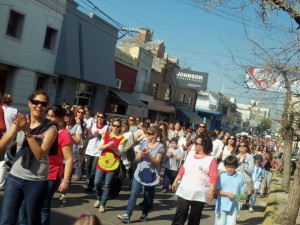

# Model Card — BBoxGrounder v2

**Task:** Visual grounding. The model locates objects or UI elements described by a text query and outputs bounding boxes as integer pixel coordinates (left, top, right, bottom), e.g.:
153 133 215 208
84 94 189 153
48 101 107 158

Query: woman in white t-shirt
217 134 237 174
171 133 218 225
85 112 108 191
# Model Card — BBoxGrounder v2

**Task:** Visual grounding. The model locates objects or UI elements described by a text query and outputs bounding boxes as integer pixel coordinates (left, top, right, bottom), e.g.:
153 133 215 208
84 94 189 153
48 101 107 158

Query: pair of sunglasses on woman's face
30 99 48 107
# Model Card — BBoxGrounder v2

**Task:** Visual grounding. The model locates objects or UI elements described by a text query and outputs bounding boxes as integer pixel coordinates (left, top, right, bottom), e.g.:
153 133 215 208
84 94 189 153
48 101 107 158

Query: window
164 87 171 100
188 97 192 107
116 79 122 89
152 83 158 97
44 27 57 50
179 94 185 102
6 10 25 39
36 76 45 90
75 83 93 106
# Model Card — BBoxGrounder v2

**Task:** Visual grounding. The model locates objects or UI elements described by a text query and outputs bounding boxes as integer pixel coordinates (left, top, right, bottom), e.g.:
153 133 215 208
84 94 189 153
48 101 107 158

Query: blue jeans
0 174 48 225
163 168 178 191
215 210 238 225
19 179 60 225
94 169 115 206
86 156 98 189
126 177 155 216
264 171 272 194
250 188 259 209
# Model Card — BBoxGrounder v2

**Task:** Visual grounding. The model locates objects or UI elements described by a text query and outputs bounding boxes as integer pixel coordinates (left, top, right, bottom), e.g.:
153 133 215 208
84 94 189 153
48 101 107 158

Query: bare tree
192 1 300 224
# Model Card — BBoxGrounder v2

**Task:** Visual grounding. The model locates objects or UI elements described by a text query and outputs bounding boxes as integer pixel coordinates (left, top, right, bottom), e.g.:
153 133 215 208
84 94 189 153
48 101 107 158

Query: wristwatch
25 132 33 138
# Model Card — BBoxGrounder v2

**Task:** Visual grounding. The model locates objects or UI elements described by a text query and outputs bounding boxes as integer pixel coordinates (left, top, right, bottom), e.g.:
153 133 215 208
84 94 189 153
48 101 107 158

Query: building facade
0 0 66 111
0 0 119 113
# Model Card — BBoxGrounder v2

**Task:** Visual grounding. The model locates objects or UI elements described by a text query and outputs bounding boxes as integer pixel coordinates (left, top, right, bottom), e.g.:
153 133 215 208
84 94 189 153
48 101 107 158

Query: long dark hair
198 133 213 155
28 90 49 103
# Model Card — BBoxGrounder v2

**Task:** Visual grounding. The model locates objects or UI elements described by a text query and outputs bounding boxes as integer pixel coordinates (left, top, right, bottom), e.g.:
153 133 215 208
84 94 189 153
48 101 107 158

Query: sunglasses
77 111 85 114
30 99 48 107
229 137 235 140
129 119 135 121
199 126 206 128
98 116 104 118
147 132 154 135
112 124 121 128
195 142 202 146
238 144 246 147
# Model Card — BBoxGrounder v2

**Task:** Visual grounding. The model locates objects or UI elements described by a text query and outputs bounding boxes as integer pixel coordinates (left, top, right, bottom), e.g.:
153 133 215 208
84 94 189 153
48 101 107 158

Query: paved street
0 174 266 225
23 176 267 225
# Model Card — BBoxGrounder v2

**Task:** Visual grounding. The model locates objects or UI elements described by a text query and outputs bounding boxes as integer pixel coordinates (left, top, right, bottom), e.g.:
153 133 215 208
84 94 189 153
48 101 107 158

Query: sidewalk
262 173 300 225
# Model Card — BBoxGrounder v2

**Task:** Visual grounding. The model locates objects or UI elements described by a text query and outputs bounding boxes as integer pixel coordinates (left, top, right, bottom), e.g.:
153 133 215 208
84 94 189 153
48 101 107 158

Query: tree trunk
281 74 293 190
281 128 293 189
277 155 300 225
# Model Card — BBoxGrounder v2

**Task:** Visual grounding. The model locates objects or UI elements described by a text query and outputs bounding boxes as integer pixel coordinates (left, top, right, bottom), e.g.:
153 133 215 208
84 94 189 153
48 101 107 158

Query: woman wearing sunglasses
171 133 217 225
0 90 57 225
94 118 126 213
19 105 73 225
118 126 164 223
236 142 254 211
217 135 237 174
85 112 108 192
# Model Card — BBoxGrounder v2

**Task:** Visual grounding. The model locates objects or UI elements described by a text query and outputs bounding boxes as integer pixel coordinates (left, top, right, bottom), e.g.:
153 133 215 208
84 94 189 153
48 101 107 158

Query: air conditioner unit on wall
116 79 122 89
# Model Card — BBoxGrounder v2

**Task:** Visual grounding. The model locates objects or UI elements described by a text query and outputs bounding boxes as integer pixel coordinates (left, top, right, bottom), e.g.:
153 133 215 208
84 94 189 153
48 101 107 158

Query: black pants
172 196 205 225
86 155 98 188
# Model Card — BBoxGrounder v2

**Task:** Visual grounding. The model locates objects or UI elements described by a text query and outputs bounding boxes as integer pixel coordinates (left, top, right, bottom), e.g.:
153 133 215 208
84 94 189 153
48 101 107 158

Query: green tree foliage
257 118 272 133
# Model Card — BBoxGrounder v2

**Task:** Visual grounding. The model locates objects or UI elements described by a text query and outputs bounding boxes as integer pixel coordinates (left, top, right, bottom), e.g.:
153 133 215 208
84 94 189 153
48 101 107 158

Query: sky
76 0 294 119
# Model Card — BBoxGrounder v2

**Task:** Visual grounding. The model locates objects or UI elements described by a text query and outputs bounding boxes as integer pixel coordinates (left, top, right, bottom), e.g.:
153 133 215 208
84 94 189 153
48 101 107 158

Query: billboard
244 67 300 93
174 69 208 91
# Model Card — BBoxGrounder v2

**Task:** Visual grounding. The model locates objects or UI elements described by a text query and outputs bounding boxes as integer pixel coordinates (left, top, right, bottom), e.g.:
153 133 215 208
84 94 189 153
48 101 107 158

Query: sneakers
249 208 254 213
139 214 148 222
59 194 67 204
117 214 130 223
99 205 106 213
94 200 100 208
161 189 167 193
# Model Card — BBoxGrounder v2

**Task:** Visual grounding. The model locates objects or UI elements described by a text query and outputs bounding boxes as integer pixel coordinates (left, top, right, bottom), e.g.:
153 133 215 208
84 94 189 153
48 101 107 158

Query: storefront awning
110 90 148 118
196 108 221 115
148 99 175 114
177 107 202 124
110 90 147 107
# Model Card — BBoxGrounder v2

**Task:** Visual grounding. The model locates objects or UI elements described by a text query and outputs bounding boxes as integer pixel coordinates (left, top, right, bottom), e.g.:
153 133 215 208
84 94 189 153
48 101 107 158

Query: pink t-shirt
48 129 73 180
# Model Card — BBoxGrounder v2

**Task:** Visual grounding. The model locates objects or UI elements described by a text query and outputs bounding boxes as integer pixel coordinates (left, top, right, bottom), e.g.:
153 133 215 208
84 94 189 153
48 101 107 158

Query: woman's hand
14 113 30 133
208 189 215 201
108 141 115 147
58 181 69 193
141 148 150 157
172 181 178 192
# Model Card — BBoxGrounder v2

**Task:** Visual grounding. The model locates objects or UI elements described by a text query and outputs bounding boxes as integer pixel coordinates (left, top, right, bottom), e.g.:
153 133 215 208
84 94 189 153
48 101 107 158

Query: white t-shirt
2 106 17 135
85 124 108 157
212 139 222 158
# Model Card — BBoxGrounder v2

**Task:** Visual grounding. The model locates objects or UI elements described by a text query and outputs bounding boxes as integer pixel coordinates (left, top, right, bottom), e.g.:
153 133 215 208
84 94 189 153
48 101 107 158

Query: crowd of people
0 90 282 225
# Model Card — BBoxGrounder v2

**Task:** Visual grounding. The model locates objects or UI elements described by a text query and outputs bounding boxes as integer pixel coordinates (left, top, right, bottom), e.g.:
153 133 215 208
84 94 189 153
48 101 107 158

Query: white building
0 0 66 111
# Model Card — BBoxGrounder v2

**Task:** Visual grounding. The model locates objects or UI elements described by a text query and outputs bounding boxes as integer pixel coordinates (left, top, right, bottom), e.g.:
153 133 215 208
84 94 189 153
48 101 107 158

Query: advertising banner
244 67 300 93
174 69 208 91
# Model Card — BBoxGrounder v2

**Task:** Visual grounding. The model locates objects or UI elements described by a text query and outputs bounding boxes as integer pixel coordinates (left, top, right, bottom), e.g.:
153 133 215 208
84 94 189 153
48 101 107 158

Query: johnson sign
174 69 208 91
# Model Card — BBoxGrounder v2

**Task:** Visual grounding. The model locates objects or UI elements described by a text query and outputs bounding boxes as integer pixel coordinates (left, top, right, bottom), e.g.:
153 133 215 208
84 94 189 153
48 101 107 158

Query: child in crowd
215 155 246 225
74 214 102 225
162 137 182 193
249 155 265 213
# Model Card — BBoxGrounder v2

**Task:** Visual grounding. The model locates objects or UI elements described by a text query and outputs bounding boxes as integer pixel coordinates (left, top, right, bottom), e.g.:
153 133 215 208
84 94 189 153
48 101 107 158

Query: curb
262 173 279 225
